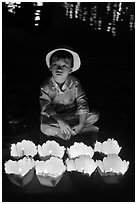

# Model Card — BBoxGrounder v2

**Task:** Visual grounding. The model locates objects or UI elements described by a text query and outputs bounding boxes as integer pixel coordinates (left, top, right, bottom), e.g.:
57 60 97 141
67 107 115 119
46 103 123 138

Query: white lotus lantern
10 140 37 158
4 157 35 186
37 140 65 160
94 138 122 155
66 155 97 176
65 158 76 172
35 157 66 187
96 154 130 183
67 142 94 159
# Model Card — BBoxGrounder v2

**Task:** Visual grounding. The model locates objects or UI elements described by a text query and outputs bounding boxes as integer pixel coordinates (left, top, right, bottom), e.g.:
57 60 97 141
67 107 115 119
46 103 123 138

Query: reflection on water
64 2 135 36
34 9 41 26
3 2 134 36
4 2 21 14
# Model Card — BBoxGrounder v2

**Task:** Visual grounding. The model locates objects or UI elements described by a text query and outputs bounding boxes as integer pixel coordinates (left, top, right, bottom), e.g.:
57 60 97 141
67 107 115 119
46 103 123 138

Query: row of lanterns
4 139 130 187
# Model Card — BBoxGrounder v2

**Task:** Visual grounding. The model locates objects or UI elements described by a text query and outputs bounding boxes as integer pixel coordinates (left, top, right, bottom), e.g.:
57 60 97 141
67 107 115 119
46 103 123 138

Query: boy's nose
57 66 62 70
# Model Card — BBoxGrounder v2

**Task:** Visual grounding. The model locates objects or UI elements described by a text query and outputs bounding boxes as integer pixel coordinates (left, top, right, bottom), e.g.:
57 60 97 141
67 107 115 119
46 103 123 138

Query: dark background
2 2 135 202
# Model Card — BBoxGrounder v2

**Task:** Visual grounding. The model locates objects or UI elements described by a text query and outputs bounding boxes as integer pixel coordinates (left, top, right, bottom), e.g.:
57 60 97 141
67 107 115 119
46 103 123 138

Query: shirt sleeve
75 80 89 115
39 85 56 117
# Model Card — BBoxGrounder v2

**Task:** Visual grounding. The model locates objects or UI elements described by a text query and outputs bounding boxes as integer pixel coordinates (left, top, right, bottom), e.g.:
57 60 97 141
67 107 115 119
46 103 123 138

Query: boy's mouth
56 71 63 75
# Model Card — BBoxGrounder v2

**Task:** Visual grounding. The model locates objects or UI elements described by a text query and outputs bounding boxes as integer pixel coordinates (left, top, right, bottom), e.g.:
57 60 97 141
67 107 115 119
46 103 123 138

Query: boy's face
50 58 72 84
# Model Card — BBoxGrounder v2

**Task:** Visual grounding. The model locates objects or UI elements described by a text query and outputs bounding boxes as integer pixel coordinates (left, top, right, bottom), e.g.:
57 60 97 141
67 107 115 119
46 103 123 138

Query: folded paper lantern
10 140 37 158
67 142 94 159
4 157 35 186
35 157 66 187
94 138 122 155
37 140 65 160
96 154 130 184
65 158 76 172
66 155 97 176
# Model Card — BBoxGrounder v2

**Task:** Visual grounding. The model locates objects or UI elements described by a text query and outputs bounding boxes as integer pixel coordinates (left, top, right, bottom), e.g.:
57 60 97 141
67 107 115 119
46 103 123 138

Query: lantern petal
5 158 35 177
120 160 130 174
10 144 18 156
67 142 94 158
102 154 129 174
96 160 105 172
37 145 43 156
97 138 122 155
94 141 102 152
71 156 97 176
35 157 66 177
10 140 37 157
38 141 65 158
65 158 76 171
5 160 18 174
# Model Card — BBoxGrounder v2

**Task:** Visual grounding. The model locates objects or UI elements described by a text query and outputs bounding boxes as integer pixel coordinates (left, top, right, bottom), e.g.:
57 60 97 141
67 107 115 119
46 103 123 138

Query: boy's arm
75 80 89 118
72 80 89 134
79 112 87 126
40 86 56 117
40 85 72 138
72 112 87 134
50 113 72 139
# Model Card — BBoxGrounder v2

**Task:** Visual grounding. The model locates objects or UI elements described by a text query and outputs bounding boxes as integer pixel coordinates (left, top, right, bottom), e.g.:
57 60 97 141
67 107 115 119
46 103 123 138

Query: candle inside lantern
94 138 122 155
18 168 22 173
35 157 66 187
35 157 66 177
96 154 130 184
49 150 52 155
10 140 37 158
110 168 113 172
21 148 24 156
37 140 65 159
5 157 35 177
44 169 48 174
4 157 35 186
81 167 84 173
96 154 130 175
67 142 94 159
66 155 97 176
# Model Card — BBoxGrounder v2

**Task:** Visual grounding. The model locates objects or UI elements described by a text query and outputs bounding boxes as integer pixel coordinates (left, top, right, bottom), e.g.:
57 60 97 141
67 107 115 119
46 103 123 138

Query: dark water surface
2 2 135 202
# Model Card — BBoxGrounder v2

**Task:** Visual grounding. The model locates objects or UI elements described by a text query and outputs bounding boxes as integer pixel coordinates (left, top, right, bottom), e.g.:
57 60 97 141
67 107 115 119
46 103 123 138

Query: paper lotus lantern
96 154 130 184
4 157 35 186
66 155 97 176
37 140 65 160
10 140 37 158
67 142 94 159
35 157 66 187
94 138 122 155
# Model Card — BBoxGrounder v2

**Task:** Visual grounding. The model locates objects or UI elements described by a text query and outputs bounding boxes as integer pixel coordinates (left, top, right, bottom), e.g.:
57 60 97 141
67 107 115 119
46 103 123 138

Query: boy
40 47 99 140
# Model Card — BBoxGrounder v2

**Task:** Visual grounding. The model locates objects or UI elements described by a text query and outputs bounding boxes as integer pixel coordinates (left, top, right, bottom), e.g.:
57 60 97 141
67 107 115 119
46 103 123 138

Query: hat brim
45 48 81 72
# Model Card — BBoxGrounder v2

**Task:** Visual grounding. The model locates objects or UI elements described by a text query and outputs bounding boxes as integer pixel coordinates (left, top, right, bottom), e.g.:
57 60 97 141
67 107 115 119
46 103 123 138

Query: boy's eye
62 65 68 69
51 64 57 68
51 64 68 69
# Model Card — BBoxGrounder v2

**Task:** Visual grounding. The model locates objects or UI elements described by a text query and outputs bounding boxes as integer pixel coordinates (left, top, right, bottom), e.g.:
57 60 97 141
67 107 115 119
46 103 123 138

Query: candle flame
44 169 48 174
49 150 52 155
19 168 22 174
22 148 24 156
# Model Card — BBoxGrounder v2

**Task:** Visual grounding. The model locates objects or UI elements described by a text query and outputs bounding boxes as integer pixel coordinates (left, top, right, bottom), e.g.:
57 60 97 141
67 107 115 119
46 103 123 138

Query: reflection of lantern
94 138 122 155
66 155 97 176
67 142 94 159
96 154 130 184
37 140 65 160
4 157 35 186
66 156 97 187
35 157 66 187
10 140 37 158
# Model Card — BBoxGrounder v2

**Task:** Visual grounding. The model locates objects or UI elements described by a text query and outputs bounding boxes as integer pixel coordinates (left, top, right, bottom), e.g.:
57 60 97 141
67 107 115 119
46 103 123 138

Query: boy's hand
58 120 72 140
72 123 83 135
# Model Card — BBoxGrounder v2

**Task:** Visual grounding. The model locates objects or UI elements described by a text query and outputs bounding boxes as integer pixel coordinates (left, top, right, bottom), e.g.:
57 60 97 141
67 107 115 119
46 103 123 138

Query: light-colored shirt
40 75 89 117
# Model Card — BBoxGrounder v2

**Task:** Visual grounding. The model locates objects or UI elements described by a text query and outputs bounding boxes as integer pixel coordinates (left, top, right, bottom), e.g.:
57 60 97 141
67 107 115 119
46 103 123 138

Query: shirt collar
51 77 68 92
